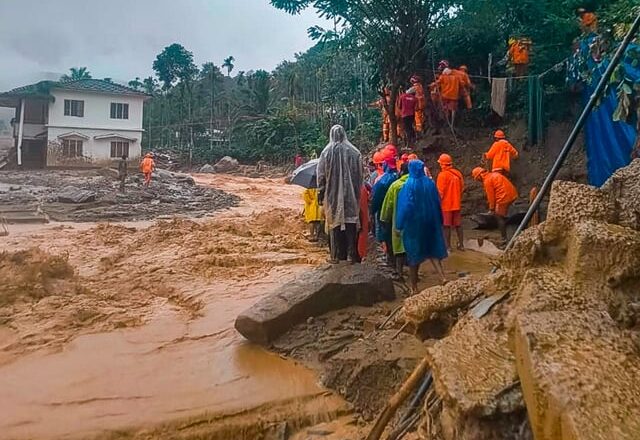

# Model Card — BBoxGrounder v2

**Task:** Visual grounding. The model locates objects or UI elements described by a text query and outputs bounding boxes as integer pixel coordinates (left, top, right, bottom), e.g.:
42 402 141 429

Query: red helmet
437 153 453 166
494 130 506 139
384 144 398 158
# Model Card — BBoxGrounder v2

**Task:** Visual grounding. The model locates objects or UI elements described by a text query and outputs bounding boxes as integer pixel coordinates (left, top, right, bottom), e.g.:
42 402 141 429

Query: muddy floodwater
0 174 493 439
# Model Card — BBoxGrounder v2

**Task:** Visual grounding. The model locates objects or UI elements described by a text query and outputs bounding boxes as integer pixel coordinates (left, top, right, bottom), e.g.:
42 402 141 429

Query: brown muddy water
0 174 495 439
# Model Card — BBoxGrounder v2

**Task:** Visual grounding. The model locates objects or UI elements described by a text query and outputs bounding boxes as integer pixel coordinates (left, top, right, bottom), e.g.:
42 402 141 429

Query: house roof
55 79 149 97
0 79 149 106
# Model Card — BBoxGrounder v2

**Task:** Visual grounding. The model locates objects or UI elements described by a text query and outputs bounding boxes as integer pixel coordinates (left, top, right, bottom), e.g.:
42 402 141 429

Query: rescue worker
380 161 410 281
302 188 323 242
373 89 391 142
397 160 448 293
484 130 519 175
437 68 462 125
369 150 386 185
428 76 443 132
577 8 598 34
472 167 518 243
409 75 426 134
436 154 464 251
317 125 363 264
117 154 128 193
371 153 399 267
399 89 417 148
507 37 531 77
454 65 474 110
140 153 155 187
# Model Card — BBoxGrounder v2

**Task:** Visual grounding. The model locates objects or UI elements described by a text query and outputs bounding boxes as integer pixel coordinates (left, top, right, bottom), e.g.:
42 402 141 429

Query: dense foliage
134 0 637 166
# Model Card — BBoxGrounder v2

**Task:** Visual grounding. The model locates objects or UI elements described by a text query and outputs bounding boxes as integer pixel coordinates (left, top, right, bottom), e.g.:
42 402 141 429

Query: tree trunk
387 85 400 146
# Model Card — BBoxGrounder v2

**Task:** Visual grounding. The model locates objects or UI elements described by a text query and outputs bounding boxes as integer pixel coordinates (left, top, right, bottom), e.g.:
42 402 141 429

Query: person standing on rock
118 154 128 193
484 130 518 175
397 160 448 294
471 167 518 244
317 125 363 264
140 153 156 188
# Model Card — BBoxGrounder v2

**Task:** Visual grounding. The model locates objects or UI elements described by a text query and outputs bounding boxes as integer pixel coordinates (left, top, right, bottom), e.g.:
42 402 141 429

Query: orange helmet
437 153 453 166
373 151 385 165
407 153 418 161
472 167 487 180
494 130 506 139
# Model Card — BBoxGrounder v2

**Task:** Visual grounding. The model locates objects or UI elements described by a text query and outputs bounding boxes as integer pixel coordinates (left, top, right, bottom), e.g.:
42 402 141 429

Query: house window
64 100 84 117
110 103 129 119
62 139 83 158
110 141 129 158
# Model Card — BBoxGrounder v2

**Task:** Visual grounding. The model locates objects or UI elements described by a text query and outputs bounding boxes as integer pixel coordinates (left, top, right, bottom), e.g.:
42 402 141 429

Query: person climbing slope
380 161 410 281
472 167 518 244
436 154 465 251
397 160 448 294
409 75 426 135
484 130 519 175
437 67 462 125
317 125 363 264
140 153 156 187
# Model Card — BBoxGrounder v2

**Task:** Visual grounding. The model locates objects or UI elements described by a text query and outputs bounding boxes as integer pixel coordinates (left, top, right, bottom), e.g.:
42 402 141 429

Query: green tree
60 67 92 81
142 76 159 95
128 77 144 90
270 0 456 145
153 43 198 90
222 56 235 77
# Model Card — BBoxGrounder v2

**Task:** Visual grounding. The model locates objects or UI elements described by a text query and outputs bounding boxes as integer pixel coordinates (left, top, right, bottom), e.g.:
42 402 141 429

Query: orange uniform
483 172 518 217
411 81 426 133
509 41 530 65
140 154 155 186
580 12 598 33
453 69 473 109
436 166 464 212
485 139 518 173
437 71 461 101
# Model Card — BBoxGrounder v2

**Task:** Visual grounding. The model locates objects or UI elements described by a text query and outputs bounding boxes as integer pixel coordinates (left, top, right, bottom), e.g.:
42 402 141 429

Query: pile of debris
198 156 292 178
0 168 240 222
390 160 640 440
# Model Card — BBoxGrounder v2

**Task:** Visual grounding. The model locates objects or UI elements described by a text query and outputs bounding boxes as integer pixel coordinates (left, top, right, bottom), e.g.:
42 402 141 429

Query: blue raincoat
370 164 398 242
396 160 448 266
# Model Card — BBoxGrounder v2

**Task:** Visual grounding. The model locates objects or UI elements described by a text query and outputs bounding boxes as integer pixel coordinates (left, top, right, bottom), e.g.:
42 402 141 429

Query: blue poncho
396 160 448 266
370 165 398 242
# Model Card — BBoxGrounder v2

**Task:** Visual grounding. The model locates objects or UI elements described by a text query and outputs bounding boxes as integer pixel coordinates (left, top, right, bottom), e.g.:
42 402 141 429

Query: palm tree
60 67 92 82
222 56 235 77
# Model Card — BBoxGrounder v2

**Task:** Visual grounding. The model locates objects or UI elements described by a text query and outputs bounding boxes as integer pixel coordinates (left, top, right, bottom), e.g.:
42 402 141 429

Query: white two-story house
0 79 149 168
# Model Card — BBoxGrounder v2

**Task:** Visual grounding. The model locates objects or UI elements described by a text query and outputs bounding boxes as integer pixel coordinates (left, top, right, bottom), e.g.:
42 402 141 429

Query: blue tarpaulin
569 37 639 187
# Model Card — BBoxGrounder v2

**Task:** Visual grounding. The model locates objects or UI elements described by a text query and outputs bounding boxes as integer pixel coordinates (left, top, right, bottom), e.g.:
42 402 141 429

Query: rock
97 167 119 179
213 156 239 173
199 164 215 173
235 264 395 344
56 186 96 204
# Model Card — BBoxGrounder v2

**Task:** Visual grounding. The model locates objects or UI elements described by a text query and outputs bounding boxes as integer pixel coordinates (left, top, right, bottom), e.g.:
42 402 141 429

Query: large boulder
235 264 395 344
199 164 215 173
56 186 96 204
214 156 239 173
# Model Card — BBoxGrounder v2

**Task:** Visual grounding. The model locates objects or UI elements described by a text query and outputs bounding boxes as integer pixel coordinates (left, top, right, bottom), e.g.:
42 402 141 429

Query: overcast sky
0 0 326 91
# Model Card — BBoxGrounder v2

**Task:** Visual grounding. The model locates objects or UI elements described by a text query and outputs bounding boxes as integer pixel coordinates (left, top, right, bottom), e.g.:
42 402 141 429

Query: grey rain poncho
317 125 363 230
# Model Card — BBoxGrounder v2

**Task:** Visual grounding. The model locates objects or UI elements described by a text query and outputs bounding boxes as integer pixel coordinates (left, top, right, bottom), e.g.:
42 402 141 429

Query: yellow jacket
302 189 323 223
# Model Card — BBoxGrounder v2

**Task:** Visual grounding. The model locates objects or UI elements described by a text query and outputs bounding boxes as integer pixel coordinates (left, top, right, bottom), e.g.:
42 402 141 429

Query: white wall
48 89 144 131
47 127 142 167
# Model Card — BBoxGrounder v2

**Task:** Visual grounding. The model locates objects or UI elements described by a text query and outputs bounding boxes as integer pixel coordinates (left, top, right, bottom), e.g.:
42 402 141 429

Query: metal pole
506 12 640 252
17 98 25 166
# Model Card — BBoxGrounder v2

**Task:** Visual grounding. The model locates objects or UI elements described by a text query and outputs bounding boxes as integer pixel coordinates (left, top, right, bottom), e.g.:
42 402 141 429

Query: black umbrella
290 159 319 189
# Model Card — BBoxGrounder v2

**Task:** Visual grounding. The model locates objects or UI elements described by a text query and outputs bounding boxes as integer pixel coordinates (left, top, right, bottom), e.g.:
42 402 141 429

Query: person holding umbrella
317 125 363 263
